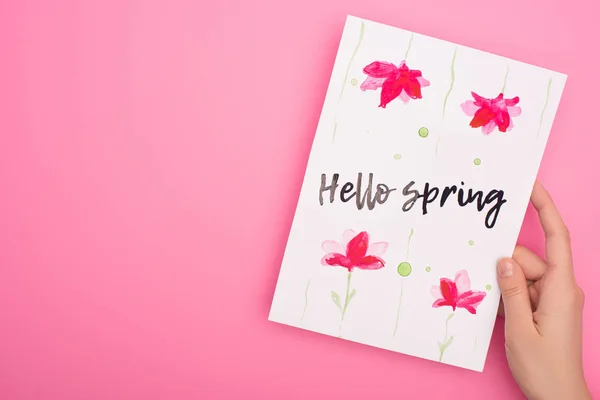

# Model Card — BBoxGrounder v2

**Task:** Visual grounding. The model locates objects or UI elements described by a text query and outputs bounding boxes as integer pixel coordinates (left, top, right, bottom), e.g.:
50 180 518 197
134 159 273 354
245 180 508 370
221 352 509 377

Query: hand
496 181 591 400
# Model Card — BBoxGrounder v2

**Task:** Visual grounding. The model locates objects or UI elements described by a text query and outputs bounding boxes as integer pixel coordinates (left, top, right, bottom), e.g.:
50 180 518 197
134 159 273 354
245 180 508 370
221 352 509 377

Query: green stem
435 135 442 155
341 271 353 320
438 47 457 156
501 65 509 94
301 278 311 321
339 21 365 102
392 280 404 337
334 21 364 144
442 47 457 119
405 228 414 260
338 272 353 333
332 121 338 144
537 77 552 138
405 33 414 61
439 312 454 362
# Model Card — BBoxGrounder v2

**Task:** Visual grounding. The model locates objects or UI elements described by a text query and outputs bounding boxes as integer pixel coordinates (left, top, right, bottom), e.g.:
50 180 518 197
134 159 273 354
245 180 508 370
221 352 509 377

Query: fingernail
498 259 514 278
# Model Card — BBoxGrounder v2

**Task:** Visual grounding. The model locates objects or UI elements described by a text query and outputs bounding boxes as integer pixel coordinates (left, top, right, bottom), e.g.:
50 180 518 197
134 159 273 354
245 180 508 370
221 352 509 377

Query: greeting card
268 15 566 371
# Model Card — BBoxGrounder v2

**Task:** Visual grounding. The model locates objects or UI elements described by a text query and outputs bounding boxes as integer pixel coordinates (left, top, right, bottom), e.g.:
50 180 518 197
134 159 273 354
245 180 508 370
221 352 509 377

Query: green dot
393 153 402 160
486 284 492 291
474 158 482 166
425 266 431 272
350 78 358 86
397 262 412 277
468 240 475 246
418 127 429 138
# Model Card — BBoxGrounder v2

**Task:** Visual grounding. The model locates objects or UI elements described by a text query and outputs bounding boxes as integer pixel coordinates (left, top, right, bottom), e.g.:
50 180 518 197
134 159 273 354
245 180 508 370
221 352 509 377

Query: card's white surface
268 15 566 372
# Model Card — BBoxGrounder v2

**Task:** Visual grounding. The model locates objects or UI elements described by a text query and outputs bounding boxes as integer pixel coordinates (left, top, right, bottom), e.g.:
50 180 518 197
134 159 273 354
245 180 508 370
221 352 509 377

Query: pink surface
0 1 598 398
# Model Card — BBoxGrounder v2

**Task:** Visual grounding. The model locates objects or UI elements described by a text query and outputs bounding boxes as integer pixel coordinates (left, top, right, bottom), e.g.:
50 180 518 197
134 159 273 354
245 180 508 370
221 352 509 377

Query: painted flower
431 270 486 314
360 61 430 108
461 92 522 134
321 229 387 272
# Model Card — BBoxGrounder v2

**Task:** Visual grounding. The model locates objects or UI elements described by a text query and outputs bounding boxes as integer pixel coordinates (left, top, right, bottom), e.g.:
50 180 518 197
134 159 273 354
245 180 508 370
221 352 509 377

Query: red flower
461 92 522 134
360 61 430 108
431 270 486 314
321 229 387 272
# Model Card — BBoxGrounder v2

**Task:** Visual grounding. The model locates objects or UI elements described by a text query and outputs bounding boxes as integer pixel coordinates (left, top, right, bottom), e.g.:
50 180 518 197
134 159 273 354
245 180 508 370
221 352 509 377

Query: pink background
0 0 598 399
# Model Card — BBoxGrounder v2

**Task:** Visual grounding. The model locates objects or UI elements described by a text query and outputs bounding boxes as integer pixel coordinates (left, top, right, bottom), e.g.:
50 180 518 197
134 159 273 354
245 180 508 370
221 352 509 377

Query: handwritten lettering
319 173 507 229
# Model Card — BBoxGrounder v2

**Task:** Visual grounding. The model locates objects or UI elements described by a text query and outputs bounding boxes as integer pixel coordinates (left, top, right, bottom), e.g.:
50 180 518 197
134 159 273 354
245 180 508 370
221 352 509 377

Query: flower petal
505 96 520 107
482 120 496 135
508 106 522 116
493 92 505 102
440 278 458 303
321 253 350 268
470 107 496 129
368 242 388 256
458 291 486 306
346 231 369 263
431 285 441 299
457 291 486 314
379 77 404 107
416 76 430 87
360 76 388 91
363 61 397 78
342 229 357 247
432 298 454 309
322 240 344 254
471 91 487 105
355 255 385 270
507 119 514 131
495 109 511 132
455 270 471 293
404 77 423 99
463 305 477 314
461 100 479 116
399 90 411 103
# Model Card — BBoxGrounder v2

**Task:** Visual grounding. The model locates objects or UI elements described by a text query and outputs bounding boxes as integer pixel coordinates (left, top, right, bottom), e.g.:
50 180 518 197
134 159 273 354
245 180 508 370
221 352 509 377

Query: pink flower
360 61 430 108
431 270 486 314
321 229 387 272
461 92 522 134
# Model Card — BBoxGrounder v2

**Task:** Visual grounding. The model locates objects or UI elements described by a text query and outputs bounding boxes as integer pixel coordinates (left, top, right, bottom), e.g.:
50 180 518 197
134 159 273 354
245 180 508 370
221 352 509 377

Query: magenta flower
431 270 486 314
322 230 388 334
360 61 430 108
461 92 522 134
321 229 387 272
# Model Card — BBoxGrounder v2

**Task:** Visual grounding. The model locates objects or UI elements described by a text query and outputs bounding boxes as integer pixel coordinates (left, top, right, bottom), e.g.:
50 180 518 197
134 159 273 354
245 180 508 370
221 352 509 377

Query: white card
268 15 566 371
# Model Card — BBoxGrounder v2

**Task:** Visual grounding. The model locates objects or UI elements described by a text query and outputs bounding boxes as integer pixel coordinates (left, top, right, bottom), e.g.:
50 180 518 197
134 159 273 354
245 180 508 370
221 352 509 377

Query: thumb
497 258 535 336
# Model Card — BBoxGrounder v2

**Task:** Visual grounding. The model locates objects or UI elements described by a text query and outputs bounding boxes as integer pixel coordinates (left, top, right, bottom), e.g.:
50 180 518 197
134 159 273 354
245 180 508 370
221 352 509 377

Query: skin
496 181 591 400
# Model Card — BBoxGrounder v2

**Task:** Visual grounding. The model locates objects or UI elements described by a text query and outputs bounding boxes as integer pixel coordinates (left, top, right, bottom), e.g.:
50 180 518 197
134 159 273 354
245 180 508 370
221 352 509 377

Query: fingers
513 245 547 281
497 283 541 318
498 246 547 317
530 181 573 274
497 258 537 337
528 281 541 308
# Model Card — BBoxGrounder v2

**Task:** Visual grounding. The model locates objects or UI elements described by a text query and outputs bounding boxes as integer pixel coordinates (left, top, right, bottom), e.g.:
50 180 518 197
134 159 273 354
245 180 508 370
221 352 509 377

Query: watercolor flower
321 229 387 271
431 270 486 314
360 61 430 108
461 92 522 134
322 229 388 335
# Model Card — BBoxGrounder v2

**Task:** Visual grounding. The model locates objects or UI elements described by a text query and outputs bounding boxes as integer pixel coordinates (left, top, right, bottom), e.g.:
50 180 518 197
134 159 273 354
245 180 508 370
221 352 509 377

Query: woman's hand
497 181 591 400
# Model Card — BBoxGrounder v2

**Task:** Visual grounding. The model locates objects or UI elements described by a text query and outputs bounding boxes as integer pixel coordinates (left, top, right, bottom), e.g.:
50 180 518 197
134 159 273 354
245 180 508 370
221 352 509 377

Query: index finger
530 180 573 273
